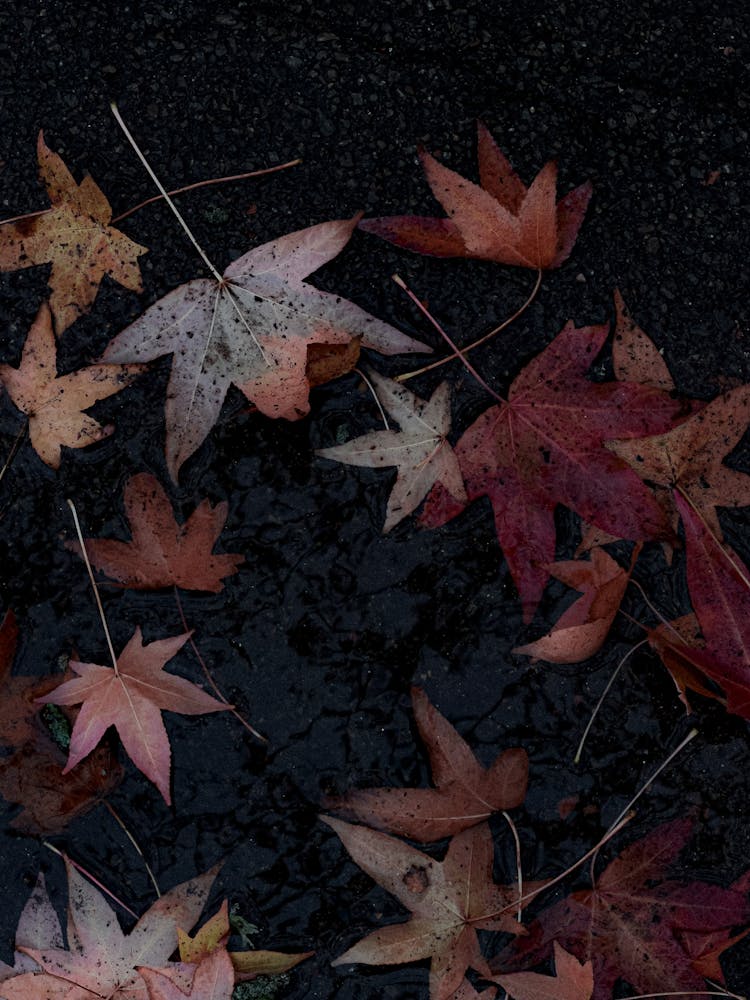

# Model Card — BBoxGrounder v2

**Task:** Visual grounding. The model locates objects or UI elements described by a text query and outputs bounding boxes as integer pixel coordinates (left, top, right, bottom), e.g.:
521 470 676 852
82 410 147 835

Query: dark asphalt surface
0 2 749 997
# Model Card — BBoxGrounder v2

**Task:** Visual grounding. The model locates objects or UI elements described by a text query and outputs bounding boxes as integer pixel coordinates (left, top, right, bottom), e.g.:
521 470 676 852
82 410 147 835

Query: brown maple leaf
359 122 592 270
102 215 428 480
0 131 147 335
513 545 639 664
420 321 687 620
0 302 146 468
67 472 244 592
0 610 122 834
493 942 593 1000
37 627 230 804
323 817 527 1000
323 686 528 842
492 818 749 1000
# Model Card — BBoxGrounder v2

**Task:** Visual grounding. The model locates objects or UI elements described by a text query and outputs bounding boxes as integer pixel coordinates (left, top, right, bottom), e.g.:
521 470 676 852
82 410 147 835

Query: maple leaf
0 302 146 469
493 942 593 1000
67 473 244 592
645 614 723 713
491 819 749 1000
317 371 466 531
675 491 750 718
176 900 312 982
323 817 526 1000
359 122 592 270
37 627 229 804
324 686 528 842
513 546 639 664
0 131 147 335
420 321 687 620
102 215 428 480
1 859 217 1000
608 385 750 539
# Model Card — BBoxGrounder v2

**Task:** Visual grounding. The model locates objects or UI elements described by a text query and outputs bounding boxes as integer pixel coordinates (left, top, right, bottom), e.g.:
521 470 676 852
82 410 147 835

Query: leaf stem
354 367 390 429
102 801 161 898
110 102 223 282
502 810 523 922
392 274 504 403
0 424 27 489
396 268 542 383
67 499 119 677
173 587 267 743
42 842 138 919
111 160 301 224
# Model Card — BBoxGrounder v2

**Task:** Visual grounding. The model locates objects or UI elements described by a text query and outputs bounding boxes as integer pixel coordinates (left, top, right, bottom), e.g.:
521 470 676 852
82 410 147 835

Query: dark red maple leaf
420 321 687 620
359 122 591 270
67 473 244 593
491 819 749 1000
676 491 750 719
323 686 528 842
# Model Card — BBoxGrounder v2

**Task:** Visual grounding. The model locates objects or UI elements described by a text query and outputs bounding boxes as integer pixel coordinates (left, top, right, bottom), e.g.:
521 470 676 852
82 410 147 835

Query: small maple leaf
177 900 312 982
1 859 217 1000
37 627 230 804
102 215 429 480
493 942 594 1000
324 686 528 842
513 545 639 664
323 817 527 1000
359 122 592 270
492 819 749 1000
0 302 146 469
420 321 687 620
676 491 750 719
67 472 244 592
317 371 466 531
0 132 147 335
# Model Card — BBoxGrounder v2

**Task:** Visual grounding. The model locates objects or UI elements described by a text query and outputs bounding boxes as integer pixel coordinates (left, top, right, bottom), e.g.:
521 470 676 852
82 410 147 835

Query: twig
0 424 27 488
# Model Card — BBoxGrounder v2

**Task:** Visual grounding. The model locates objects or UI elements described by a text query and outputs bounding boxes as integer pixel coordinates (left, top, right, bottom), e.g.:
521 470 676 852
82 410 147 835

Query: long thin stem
0 424 27 488
502 810 523 921
110 102 223 282
396 268 542 383
619 993 743 1000
354 367 390 429
574 639 648 764
67 500 119 677
111 160 301 224
392 274 504 403
103 801 161 898
173 587 267 743
42 842 138 919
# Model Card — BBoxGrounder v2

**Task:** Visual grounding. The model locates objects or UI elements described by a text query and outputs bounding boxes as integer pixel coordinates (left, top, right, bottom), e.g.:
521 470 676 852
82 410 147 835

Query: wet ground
1 1 750 997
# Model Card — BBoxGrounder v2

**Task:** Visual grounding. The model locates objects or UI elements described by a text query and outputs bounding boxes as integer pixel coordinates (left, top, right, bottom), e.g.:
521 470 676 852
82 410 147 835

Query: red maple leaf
67 473 244 593
323 686 528 842
359 122 592 270
491 819 749 999
37 627 229 804
420 321 686 619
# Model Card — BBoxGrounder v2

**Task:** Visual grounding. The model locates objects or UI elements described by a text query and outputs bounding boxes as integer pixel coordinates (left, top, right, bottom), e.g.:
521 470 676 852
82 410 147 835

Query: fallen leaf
67 473 244 592
37 627 230 804
360 122 592 270
513 546 639 664
323 817 526 1000
324 686 528 842
1 859 217 1000
0 131 147 335
0 302 146 468
102 215 428 479
177 901 312 982
676 491 750 718
420 321 686 620
492 818 749 1000
611 290 675 391
317 371 466 531
493 942 593 1000
0 874 63 983
608 385 750 539
645 614 723 713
